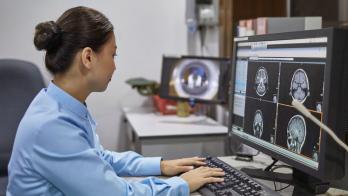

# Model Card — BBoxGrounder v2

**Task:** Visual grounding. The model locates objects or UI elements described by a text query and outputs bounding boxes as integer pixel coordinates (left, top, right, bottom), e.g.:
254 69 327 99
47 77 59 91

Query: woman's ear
81 47 94 70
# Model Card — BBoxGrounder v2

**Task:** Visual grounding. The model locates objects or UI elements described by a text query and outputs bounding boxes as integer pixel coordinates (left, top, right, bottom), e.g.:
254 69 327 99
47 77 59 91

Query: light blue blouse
7 82 189 196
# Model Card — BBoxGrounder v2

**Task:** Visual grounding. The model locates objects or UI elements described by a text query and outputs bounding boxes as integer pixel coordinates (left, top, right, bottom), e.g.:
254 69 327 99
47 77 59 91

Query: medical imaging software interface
167 58 221 101
231 37 327 170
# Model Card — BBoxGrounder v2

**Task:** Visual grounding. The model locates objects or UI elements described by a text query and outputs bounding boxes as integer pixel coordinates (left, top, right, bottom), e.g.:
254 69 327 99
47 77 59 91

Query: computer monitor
160 55 230 104
228 28 348 188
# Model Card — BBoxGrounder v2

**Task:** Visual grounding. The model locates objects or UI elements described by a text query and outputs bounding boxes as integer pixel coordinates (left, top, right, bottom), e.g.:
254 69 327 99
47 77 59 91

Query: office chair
0 59 45 195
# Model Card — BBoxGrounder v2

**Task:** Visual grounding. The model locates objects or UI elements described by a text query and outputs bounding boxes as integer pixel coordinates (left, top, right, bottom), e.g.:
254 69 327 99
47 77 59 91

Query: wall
0 0 187 151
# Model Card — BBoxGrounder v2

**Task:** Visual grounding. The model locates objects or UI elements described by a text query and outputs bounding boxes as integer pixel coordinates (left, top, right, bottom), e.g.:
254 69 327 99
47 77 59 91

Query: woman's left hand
160 156 206 176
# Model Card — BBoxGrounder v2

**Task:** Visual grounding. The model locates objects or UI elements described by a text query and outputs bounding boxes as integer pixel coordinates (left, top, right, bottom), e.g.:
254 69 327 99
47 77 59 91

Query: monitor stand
241 159 330 196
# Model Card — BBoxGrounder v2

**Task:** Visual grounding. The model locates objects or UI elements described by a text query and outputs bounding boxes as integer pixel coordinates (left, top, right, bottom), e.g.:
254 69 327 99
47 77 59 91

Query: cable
270 165 293 192
275 184 291 192
198 25 206 55
265 158 278 171
270 164 293 171
292 100 348 152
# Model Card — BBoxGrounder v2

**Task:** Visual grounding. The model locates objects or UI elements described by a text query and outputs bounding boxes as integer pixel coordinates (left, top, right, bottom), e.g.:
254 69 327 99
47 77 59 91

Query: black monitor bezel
159 55 231 104
228 28 347 180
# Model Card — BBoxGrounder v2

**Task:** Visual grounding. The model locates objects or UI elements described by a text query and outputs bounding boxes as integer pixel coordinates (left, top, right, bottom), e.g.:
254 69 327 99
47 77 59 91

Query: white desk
122 107 228 159
124 154 348 196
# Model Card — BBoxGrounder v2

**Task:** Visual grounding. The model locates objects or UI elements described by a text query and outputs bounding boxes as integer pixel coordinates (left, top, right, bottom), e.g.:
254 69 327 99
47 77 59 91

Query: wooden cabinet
291 0 338 24
218 0 287 58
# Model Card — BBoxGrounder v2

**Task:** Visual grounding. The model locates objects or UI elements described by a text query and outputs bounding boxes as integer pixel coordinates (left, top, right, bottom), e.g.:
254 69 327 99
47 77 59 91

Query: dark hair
34 6 113 74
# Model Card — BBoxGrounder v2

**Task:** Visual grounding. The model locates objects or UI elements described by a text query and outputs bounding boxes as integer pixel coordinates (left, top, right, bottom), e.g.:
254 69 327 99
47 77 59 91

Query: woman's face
90 33 117 92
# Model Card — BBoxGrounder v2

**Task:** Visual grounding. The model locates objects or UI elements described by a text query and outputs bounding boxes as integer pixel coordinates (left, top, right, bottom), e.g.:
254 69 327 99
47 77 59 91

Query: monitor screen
160 56 230 104
228 28 348 180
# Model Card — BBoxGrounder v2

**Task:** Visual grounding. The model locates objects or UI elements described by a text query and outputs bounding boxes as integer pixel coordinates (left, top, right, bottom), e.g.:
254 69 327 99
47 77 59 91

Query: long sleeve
30 118 189 196
98 150 162 176
95 132 161 176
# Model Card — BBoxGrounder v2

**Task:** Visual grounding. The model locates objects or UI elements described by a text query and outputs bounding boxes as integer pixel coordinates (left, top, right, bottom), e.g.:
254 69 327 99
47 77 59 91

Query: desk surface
220 154 348 196
123 107 227 138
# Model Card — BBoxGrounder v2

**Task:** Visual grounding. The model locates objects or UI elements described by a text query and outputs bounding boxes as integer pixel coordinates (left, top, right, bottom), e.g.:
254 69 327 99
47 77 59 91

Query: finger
200 168 224 176
193 160 207 166
202 167 223 172
182 160 206 167
180 156 205 161
204 177 224 184
211 168 224 172
194 166 209 172
198 166 220 172
202 171 225 178
178 157 206 166
189 156 206 161
211 167 224 171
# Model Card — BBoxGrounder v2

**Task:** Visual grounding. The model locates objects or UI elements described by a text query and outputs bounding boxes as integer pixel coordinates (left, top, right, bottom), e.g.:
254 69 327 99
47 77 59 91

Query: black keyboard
198 157 281 196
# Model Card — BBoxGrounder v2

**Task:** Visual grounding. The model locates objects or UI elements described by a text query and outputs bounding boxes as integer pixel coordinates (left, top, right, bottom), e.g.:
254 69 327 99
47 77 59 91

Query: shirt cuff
164 176 190 196
141 157 162 176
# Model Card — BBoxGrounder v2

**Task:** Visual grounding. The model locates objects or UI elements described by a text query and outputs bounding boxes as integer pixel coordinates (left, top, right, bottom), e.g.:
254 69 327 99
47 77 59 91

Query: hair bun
34 21 61 51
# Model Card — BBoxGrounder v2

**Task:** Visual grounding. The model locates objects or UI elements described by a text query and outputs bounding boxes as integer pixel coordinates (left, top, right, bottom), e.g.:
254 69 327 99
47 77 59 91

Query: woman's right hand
180 166 225 192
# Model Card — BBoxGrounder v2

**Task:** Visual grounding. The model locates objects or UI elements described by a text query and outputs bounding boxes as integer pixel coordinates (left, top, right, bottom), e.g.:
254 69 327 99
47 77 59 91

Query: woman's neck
53 74 90 103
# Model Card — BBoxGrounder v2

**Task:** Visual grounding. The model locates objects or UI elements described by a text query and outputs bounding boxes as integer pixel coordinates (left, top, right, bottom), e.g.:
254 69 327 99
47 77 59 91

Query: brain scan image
171 59 220 100
254 66 268 97
253 110 263 138
289 69 310 103
287 115 306 154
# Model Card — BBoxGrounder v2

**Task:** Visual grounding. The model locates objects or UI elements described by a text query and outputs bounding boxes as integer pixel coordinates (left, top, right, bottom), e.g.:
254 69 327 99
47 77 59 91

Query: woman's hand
180 167 225 192
160 157 206 176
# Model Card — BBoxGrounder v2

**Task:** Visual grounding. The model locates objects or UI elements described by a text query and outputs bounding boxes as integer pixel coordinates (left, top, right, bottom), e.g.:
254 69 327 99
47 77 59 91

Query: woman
7 6 224 196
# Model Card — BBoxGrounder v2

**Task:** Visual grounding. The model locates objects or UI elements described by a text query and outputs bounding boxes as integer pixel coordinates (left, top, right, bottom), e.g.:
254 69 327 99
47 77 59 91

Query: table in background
122 107 228 159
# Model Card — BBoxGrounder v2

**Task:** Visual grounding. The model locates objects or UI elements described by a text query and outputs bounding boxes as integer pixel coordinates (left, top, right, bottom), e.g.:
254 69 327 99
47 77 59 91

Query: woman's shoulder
18 90 84 136
16 89 92 148
19 91 60 128
16 102 91 153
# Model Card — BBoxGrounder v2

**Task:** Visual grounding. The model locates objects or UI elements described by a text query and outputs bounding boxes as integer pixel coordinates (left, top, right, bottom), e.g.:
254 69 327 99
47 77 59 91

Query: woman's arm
98 149 162 176
30 120 189 196
96 135 206 177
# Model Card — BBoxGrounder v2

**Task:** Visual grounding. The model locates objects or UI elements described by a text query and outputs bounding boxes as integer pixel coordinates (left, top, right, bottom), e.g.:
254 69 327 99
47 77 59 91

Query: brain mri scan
171 59 220 100
254 67 268 96
287 115 306 154
289 69 310 103
253 110 263 138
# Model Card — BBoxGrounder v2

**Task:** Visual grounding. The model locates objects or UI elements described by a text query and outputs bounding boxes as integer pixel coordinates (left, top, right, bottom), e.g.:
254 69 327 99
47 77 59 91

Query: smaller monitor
159 55 230 104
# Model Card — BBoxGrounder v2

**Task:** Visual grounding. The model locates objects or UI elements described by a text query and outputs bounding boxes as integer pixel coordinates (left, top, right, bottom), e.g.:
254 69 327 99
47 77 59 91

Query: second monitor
159 55 230 104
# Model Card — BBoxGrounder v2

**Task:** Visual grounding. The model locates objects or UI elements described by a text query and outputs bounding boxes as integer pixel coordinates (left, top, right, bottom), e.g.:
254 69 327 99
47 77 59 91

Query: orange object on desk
152 95 177 115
